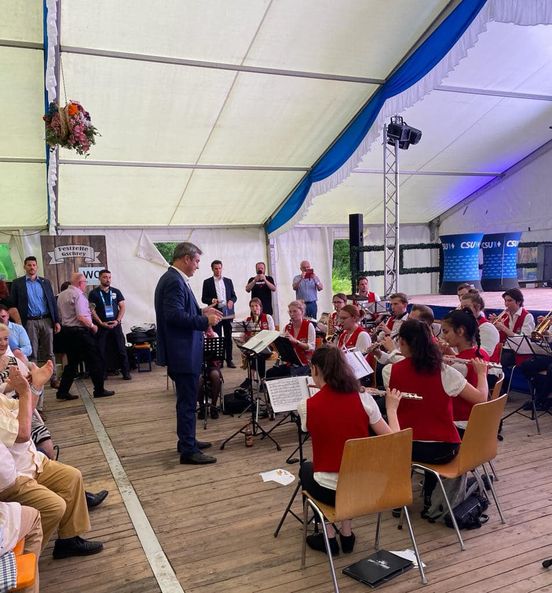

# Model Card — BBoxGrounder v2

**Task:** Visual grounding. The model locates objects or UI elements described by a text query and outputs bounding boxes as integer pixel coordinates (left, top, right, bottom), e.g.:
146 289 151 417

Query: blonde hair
288 300 306 314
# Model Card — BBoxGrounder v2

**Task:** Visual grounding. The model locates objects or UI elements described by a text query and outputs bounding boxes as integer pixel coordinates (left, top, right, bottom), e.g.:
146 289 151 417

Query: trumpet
364 388 422 400
443 356 502 370
491 309 509 326
532 310 552 342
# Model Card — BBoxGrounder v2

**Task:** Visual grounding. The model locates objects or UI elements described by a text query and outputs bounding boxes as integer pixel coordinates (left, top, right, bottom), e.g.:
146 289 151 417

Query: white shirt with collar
213 276 227 305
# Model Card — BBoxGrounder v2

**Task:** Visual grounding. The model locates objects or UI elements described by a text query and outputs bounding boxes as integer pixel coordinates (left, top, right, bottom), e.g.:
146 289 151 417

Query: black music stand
220 333 282 451
502 335 552 435
199 337 225 430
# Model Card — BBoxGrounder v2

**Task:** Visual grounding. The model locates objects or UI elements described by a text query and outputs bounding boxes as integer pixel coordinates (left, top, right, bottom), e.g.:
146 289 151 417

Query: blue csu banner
439 233 484 294
481 232 521 291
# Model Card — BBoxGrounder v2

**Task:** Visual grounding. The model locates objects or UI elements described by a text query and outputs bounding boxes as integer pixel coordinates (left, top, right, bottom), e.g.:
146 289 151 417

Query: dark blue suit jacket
10 275 60 326
154 267 208 374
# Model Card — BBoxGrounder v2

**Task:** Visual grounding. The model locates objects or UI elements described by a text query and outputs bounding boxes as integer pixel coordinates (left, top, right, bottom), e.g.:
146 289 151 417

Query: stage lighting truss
383 116 422 297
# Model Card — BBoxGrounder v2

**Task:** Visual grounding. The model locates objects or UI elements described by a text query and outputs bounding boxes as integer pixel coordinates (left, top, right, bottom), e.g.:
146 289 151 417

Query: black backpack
444 492 489 530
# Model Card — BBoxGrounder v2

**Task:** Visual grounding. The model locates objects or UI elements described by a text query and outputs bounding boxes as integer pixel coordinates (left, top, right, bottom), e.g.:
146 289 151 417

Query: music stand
502 335 552 434
199 337 225 430
220 331 282 451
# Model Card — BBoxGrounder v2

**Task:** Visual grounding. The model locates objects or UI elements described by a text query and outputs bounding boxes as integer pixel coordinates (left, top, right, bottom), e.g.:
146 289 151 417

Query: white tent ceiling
1 1 552 230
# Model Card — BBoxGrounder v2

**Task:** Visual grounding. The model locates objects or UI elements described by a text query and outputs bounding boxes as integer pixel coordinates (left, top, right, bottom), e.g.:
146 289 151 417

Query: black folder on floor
342 550 413 588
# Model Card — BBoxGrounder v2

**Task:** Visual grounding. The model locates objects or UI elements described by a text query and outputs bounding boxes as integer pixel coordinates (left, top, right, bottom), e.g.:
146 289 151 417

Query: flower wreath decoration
43 101 99 156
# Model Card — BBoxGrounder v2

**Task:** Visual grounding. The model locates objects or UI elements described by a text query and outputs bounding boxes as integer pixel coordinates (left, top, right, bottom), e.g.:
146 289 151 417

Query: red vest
285 319 312 365
307 385 370 472
452 347 490 422
337 325 366 350
245 313 269 340
499 308 528 344
387 312 407 332
389 358 460 443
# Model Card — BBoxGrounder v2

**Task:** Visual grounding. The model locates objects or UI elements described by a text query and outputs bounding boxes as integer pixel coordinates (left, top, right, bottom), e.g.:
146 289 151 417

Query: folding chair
301 429 426 592
413 395 508 552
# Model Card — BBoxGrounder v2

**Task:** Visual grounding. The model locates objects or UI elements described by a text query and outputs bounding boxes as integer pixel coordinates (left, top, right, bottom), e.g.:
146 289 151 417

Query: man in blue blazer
10 256 61 389
201 260 237 367
155 242 222 464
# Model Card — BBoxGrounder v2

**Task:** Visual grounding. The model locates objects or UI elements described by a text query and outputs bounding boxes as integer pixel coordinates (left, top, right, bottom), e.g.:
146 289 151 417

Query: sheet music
241 330 280 354
345 349 373 378
504 335 551 356
265 376 311 413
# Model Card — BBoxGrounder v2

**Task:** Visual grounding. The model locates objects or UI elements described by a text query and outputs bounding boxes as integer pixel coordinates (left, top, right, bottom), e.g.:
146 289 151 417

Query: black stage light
386 115 422 150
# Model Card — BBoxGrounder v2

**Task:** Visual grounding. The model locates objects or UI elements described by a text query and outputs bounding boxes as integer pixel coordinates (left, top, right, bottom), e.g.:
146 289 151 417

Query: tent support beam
434 84 552 102
354 168 502 177
61 46 385 85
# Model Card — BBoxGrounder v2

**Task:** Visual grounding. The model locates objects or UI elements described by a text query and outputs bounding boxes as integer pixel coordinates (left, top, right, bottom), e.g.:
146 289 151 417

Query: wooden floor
38 366 552 593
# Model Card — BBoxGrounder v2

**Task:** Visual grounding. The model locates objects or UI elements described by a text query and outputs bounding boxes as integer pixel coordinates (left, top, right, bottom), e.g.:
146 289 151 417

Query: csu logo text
460 241 480 249
506 240 519 248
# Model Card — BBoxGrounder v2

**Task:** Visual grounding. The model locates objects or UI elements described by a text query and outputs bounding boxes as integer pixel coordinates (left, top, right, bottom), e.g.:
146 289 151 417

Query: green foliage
154 242 179 264
332 239 351 295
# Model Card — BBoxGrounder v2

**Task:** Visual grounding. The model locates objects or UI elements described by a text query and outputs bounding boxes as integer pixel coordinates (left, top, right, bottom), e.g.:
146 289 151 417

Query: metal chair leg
301 497 308 569
303 499 339 593
374 512 382 549
482 464 506 524
487 460 499 481
402 506 428 584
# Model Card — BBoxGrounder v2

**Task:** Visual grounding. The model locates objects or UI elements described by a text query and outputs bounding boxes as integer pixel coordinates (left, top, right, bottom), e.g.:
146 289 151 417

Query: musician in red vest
336 305 371 353
440 308 494 433
266 300 315 378
377 292 409 340
319 293 347 342
383 319 488 515
490 288 535 369
460 289 500 361
297 345 401 556
240 297 275 384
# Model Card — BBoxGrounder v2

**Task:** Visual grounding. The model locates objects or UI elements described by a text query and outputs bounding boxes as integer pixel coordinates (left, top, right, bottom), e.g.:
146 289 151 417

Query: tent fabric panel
442 21 552 95
243 0 449 78
170 169 305 226
57 165 194 226
61 0 271 65
58 53 237 164
438 148 552 237
0 47 46 159
0 0 43 43
59 0 447 79
0 163 47 228
198 73 376 167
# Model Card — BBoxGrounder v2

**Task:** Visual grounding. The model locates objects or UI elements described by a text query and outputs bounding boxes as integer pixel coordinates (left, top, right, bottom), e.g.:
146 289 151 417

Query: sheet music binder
342 550 413 588
272 336 303 366
239 330 280 355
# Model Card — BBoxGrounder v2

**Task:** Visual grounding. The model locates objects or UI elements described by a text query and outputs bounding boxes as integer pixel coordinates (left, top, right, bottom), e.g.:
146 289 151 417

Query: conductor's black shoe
180 452 217 465
56 392 78 401
197 441 212 450
306 533 339 556
93 389 115 398
122 374 132 380
86 490 108 509
53 536 104 559
226 360 236 368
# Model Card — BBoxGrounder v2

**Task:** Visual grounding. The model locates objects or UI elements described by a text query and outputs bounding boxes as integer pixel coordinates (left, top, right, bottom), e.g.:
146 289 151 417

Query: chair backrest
454 395 507 475
490 375 504 400
333 429 413 521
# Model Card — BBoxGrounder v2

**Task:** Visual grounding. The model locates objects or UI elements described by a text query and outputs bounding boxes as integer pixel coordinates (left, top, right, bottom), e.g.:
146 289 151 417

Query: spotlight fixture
386 115 422 150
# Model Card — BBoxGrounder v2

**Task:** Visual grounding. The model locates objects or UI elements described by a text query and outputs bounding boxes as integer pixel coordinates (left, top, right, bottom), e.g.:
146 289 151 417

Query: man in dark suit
10 255 61 389
201 260 237 367
155 242 222 465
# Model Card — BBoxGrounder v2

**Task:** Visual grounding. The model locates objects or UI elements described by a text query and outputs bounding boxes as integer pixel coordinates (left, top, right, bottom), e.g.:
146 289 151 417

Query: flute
364 388 423 400
444 356 502 370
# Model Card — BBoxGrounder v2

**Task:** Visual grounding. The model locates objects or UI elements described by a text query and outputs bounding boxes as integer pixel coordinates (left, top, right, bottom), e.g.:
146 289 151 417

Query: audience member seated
382 319 488 516
0 305 31 360
0 325 104 559
266 300 314 379
297 345 400 555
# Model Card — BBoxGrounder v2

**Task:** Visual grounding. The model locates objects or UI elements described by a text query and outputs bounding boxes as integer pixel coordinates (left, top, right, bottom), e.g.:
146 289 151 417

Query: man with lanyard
89 269 131 381
245 262 276 316
292 260 323 320
56 273 114 400
9 256 60 389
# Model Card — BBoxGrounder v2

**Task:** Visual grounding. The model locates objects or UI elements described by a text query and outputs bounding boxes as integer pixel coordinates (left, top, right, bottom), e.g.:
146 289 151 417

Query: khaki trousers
0 459 90 548
18 505 42 593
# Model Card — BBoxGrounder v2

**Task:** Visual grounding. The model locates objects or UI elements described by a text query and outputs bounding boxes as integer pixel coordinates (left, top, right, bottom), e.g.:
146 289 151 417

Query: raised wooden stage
38 365 552 593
